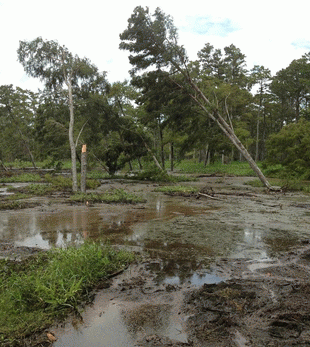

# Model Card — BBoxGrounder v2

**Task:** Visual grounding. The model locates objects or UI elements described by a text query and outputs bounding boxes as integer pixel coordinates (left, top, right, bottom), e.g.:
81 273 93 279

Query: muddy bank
184 241 310 347
51 241 310 347
1 175 310 346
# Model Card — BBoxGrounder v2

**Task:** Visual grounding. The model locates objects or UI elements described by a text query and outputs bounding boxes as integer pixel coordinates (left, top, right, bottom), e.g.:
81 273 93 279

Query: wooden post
81 144 87 193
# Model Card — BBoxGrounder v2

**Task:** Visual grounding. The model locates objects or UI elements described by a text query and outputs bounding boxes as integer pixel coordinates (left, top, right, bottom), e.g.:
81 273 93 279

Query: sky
1 0 310 92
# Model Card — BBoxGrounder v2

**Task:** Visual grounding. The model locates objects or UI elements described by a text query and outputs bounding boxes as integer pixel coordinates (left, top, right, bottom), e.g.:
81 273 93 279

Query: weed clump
154 185 199 194
69 188 146 204
0 242 134 345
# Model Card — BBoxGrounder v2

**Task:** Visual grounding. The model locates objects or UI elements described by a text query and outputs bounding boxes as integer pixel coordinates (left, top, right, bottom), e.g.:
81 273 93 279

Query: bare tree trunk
170 142 174 172
128 160 133 171
159 126 165 169
255 116 260 162
138 157 143 170
81 144 87 193
204 144 209 167
67 78 78 192
142 138 163 171
0 160 8 171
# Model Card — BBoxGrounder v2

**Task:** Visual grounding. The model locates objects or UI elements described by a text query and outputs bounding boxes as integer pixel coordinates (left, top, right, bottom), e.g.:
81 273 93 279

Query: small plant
154 185 199 194
44 174 72 189
0 173 41 183
0 201 40 210
87 170 110 180
23 183 54 196
69 189 146 204
0 242 134 344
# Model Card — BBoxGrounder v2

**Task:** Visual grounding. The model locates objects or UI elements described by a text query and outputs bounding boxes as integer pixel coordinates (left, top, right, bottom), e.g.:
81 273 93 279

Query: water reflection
229 227 300 261
0 195 301 281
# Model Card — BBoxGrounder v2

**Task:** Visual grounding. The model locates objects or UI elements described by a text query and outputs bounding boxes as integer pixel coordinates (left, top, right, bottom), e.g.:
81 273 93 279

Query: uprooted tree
119 6 275 190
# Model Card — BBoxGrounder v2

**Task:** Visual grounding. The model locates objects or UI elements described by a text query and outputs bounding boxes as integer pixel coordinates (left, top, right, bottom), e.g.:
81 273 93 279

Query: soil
1 174 310 346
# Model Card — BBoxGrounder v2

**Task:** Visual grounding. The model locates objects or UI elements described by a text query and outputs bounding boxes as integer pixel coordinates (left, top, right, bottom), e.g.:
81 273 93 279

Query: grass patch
0 173 42 184
87 170 110 180
0 201 39 210
2 192 31 201
69 189 146 204
0 242 134 346
6 174 101 198
22 183 54 196
245 177 310 193
154 185 199 194
175 160 257 176
128 168 196 183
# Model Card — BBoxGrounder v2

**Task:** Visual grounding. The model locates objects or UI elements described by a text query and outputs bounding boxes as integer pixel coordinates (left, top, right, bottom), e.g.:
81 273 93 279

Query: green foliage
132 168 171 182
0 243 134 343
0 201 38 210
265 118 310 179
87 170 110 180
154 185 199 194
246 177 310 193
0 173 41 183
22 183 54 196
127 167 194 182
44 174 73 189
69 189 146 204
0 85 37 164
175 160 257 176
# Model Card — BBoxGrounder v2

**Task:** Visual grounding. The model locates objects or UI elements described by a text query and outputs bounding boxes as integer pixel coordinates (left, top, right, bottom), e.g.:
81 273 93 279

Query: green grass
0 173 42 184
174 160 258 176
0 201 39 210
154 185 199 194
69 189 146 204
0 242 134 346
246 177 310 193
87 170 110 180
5 174 101 198
126 168 197 183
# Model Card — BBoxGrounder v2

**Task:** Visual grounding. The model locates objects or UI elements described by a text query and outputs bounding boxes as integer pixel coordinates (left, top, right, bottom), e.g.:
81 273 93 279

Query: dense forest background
1 7 310 181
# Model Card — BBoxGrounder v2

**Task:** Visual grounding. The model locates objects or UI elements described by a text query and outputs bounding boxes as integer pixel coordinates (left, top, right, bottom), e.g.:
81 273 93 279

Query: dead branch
198 192 223 201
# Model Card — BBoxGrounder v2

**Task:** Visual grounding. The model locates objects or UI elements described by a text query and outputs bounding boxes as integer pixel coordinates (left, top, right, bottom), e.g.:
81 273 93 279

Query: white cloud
1 0 310 91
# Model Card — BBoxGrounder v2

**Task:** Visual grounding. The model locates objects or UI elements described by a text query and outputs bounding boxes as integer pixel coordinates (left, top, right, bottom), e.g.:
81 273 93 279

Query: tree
249 65 272 161
270 58 310 125
120 6 274 189
34 89 70 163
265 118 310 179
0 85 37 165
223 44 248 87
17 37 107 191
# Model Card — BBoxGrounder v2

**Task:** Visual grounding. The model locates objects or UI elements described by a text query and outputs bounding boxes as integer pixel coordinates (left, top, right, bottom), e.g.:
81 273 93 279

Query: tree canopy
0 7 309 184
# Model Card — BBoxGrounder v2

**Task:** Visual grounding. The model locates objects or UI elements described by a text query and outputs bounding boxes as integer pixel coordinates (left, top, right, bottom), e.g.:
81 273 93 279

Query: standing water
0 185 305 346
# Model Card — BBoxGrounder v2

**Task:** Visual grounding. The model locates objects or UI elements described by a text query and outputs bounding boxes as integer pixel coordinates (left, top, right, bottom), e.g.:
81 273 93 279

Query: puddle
0 185 14 196
53 262 189 347
53 295 188 347
54 302 137 347
0 189 306 346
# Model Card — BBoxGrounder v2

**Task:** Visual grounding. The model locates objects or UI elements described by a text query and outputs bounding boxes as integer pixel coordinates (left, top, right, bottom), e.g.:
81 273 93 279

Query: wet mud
1 175 310 346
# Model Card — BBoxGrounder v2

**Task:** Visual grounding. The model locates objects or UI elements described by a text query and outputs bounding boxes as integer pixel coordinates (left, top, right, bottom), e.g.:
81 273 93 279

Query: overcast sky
1 0 310 92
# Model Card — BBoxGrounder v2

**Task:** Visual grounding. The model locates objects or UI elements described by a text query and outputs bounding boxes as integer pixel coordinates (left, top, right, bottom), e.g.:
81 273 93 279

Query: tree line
1 6 310 190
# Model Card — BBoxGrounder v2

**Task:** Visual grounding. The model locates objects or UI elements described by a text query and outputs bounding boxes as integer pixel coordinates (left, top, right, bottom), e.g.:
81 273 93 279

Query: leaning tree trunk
67 78 78 192
181 73 273 190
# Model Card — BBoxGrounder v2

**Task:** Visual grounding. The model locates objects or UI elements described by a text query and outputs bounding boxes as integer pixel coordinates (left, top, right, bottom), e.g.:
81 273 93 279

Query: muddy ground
1 175 310 346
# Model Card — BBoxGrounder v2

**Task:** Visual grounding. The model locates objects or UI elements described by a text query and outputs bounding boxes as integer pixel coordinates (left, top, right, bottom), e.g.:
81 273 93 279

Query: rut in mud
185 242 310 347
